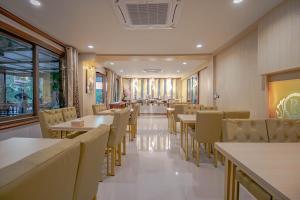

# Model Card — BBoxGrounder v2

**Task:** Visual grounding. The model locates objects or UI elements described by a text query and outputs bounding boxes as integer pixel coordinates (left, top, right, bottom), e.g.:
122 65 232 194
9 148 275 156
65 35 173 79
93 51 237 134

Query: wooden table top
177 114 196 123
49 115 114 132
0 137 61 169
215 143 300 200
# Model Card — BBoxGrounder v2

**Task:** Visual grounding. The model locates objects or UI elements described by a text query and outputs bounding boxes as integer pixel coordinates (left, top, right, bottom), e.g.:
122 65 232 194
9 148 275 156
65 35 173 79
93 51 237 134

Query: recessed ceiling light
196 44 203 48
110 62 115 65
88 45 94 49
182 62 187 65
177 70 180 73
30 0 41 6
233 0 243 4
120 69 124 73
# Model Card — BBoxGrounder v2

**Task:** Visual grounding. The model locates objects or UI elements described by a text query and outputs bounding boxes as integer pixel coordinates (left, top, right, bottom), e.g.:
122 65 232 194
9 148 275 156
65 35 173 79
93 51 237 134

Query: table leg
224 158 236 200
185 123 189 161
180 121 183 148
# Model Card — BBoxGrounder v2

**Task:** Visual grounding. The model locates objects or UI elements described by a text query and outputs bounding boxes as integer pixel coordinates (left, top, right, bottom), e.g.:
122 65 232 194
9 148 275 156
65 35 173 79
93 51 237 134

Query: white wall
78 53 106 116
199 60 214 106
215 30 267 118
258 0 300 74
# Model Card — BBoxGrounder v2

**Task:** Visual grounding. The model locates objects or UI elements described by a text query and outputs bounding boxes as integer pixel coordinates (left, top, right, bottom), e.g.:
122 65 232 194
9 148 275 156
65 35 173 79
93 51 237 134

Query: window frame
95 72 106 104
0 29 64 129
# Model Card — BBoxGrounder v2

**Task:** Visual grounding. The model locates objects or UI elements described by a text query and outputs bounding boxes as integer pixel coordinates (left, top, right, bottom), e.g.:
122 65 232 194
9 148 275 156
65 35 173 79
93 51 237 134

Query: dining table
177 114 196 160
215 143 300 200
0 137 61 170
97 108 134 115
49 115 114 132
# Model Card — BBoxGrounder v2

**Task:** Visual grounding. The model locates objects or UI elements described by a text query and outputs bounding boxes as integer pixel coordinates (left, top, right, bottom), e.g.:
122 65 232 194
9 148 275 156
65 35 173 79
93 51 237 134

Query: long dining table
215 143 300 200
49 115 114 132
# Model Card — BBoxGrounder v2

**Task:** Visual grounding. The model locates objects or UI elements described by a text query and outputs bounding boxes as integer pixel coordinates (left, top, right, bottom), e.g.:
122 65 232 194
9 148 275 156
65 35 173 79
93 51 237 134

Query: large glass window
39 48 60 110
187 75 198 104
0 31 62 122
0 32 33 118
96 73 104 104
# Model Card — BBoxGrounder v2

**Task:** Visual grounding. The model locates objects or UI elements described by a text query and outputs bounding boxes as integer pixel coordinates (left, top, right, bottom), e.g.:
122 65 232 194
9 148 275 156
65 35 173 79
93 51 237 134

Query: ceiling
0 0 282 55
96 55 210 78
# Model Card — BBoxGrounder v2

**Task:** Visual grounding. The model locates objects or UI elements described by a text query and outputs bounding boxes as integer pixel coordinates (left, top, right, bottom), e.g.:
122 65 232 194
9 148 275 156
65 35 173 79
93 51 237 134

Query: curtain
66 47 80 117
106 70 113 105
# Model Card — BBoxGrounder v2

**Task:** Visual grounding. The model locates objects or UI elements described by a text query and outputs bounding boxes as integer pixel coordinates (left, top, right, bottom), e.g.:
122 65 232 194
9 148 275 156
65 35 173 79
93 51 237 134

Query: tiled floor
98 115 253 200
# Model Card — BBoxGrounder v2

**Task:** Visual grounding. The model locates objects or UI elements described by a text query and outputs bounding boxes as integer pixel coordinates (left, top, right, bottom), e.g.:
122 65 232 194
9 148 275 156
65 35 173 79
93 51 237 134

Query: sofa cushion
266 119 300 142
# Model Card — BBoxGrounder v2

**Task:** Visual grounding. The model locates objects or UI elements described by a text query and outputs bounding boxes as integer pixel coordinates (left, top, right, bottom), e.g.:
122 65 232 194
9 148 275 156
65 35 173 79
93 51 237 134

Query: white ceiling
98 55 208 78
1 0 282 55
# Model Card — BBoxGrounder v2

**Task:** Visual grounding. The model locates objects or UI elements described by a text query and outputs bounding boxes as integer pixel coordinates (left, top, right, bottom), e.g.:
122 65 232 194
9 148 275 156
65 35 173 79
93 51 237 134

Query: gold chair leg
235 180 240 200
192 138 195 158
122 136 126 155
92 195 97 200
107 147 115 176
213 145 218 168
116 143 122 166
196 141 200 167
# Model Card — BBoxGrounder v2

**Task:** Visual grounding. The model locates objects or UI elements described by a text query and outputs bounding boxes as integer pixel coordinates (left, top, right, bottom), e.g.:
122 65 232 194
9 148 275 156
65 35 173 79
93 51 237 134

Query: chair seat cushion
236 170 272 200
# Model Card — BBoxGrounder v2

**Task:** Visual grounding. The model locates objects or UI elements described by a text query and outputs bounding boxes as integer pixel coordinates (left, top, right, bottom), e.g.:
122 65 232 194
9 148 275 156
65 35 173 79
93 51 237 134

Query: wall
78 53 106 116
258 0 300 74
215 30 267 118
199 59 214 106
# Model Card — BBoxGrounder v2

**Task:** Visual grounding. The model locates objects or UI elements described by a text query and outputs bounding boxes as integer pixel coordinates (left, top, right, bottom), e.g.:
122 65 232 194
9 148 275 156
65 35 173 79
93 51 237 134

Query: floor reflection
136 134 171 152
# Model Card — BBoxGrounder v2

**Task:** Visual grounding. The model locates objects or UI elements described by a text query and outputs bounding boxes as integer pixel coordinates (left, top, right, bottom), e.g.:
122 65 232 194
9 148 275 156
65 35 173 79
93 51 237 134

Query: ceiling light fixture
120 69 124 73
233 0 243 4
110 62 115 65
30 0 41 7
177 70 180 73
182 62 187 65
88 45 94 49
196 44 203 48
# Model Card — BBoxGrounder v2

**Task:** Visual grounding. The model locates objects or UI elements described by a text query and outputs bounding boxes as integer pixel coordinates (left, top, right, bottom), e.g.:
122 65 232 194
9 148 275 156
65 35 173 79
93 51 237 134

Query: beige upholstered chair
189 111 223 167
172 104 185 132
0 140 80 200
62 107 77 121
107 109 130 176
222 119 269 142
184 104 202 114
92 104 107 115
235 170 272 200
223 111 250 119
266 119 300 142
39 109 65 138
73 125 110 200
39 109 81 139
128 104 139 141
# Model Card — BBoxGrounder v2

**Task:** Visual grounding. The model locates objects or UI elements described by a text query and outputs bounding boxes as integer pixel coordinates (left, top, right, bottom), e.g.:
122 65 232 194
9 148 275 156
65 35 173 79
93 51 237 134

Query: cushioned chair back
73 125 110 200
108 109 130 147
0 140 80 200
62 107 77 122
129 104 139 125
222 119 269 142
195 111 223 143
266 119 300 142
184 104 202 114
223 111 250 119
204 106 218 110
39 109 64 138
174 104 185 122
92 104 107 115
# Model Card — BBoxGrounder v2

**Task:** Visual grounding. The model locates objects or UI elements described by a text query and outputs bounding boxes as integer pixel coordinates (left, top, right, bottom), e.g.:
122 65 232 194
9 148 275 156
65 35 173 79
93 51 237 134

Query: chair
107 109 130 176
222 119 269 142
39 109 65 138
266 119 300 142
73 125 110 200
39 109 82 139
172 104 185 133
184 104 202 130
62 107 78 121
204 106 218 110
128 104 139 141
189 111 223 167
0 140 80 200
92 104 107 115
223 111 250 119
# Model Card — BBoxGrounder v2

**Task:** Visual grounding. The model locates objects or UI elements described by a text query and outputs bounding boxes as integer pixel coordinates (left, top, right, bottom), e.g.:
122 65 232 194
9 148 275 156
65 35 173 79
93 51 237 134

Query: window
187 75 198 104
0 31 62 122
114 78 120 102
0 32 33 118
39 47 61 110
96 72 105 104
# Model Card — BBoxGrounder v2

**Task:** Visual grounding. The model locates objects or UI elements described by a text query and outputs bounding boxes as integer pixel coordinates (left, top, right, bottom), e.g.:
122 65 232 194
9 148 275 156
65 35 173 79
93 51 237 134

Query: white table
177 114 196 160
215 143 300 200
49 115 114 132
0 137 60 169
97 109 133 115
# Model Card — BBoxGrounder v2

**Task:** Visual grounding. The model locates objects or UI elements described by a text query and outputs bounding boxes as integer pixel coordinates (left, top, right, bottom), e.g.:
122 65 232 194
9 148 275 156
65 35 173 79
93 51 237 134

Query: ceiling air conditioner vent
112 0 182 29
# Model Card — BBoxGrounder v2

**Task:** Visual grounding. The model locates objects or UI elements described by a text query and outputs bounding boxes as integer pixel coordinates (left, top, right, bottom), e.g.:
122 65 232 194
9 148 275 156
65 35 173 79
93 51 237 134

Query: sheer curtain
65 47 80 116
